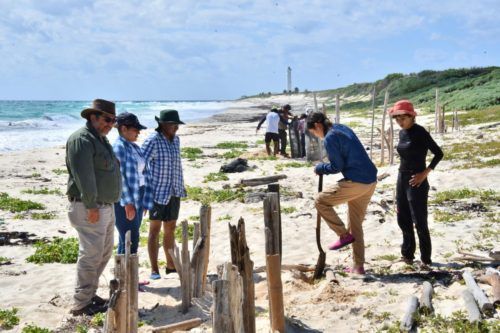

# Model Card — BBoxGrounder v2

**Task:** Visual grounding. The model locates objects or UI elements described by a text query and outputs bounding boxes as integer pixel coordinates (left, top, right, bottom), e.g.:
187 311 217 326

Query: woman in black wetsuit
390 100 443 268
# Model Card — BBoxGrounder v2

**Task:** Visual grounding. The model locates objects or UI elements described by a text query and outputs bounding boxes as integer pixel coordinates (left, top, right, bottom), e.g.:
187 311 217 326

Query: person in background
297 113 307 157
256 107 280 156
390 100 443 269
278 104 293 157
113 112 153 255
307 112 377 275
66 99 121 315
142 110 186 280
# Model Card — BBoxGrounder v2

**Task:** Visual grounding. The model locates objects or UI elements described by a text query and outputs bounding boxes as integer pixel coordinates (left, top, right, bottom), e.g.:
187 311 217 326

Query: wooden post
222 262 244 333
434 88 439 133
267 184 282 261
193 222 200 252
127 254 138 332
380 89 389 165
389 113 394 165
440 104 446 133
212 280 234 333
313 92 319 113
335 94 340 124
151 318 203 333
181 220 191 313
266 254 285 333
240 175 287 187
263 192 280 256
463 271 494 315
191 205 212 298
229 218 256 333
369 85 376 160
420 281 433 314
400 296 419 332
462 290 481 322
114 255 127 332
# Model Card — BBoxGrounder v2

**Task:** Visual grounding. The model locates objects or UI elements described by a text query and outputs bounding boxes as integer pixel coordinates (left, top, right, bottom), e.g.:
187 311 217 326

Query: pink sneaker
344 266 366 275
328 233 355 250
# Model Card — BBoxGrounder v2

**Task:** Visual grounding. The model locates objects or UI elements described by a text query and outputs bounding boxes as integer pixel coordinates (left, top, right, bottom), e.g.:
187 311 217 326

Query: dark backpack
220 158 248 173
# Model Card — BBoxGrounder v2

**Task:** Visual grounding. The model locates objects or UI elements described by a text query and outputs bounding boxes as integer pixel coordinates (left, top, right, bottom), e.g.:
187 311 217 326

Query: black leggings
278 129 287 154
396 172 432 264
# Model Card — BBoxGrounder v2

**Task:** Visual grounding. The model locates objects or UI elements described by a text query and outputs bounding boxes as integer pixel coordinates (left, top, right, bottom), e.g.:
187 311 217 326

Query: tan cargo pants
315 179 376 265
68 201 115 310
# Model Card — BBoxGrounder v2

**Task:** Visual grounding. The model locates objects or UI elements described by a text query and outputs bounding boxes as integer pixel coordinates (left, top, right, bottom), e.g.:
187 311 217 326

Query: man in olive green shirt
66 99 121 316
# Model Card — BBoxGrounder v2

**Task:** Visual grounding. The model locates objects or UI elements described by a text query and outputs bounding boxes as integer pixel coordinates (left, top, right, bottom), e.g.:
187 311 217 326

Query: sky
0 0 499 101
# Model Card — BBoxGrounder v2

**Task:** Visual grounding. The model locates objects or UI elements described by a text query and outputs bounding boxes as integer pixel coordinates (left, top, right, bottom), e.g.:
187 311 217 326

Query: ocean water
0 100 231 152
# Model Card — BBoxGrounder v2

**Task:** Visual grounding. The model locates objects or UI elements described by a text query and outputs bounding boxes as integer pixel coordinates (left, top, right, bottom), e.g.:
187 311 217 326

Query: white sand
0 96 498 332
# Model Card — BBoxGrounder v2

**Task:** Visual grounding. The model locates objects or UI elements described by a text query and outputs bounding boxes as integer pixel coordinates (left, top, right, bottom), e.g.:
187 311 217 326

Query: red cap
389 100 417 117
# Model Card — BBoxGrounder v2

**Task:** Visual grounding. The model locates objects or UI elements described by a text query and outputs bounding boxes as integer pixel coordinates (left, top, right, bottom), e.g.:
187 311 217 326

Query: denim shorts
149 197 181 221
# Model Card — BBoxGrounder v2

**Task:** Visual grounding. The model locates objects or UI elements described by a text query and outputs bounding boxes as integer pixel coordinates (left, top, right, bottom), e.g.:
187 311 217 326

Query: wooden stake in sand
335 94 340 124
400 296 419 332
229 218 256 333
266 254 285 333
267 184 282 262
380 89 389 165
151 318 203 333
434 88 439 133
181 220 191 313
263 192 280 257
462 290 482 322
191 205 212 298
419 281 434 314
369 85 376 160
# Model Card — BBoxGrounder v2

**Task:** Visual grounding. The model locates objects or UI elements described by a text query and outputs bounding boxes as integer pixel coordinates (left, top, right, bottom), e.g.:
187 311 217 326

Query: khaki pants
68 202 115 310
315 180 376 265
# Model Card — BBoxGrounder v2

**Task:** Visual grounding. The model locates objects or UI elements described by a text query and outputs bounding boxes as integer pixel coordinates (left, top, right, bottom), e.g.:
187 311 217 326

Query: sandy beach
1 95 499 332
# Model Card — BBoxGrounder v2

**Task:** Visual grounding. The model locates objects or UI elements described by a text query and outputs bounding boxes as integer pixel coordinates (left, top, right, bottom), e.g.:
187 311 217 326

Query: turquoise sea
0 100 230 152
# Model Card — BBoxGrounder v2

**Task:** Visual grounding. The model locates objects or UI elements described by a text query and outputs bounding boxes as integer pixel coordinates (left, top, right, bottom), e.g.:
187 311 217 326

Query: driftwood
400 296 419 332
462 271 494 316
419 281 434 314
254 264 317 273
266 254 285 333
240 175 287 187
229 218 256 333
478 268 500 306
222 263 244 333
181 220 191 313
462 290 481 323
212 280 233 333
151 318 203 333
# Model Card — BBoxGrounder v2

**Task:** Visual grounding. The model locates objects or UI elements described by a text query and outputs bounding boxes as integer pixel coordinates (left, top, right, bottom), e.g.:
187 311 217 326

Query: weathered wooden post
313 92 319 113
212 280 233 333
191 205 212 298
420 281 434 314
400 296 419 332
462 290 481 322
389 113 395 165
380 89 389 165
463 271 494 316
221 262 244 333
335 94 340 124
369 85 376 160
434 88 439 133
229 218 256 333
267 184 282 261
263 192 280 256
181 220 191 313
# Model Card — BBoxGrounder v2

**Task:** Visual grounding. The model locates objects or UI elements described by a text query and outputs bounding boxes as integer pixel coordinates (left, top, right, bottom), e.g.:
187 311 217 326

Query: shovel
312 174 325 281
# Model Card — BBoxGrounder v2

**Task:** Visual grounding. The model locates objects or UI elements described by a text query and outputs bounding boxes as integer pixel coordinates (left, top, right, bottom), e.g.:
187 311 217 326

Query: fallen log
254 264 317 273
151 318 203 333
239 175 287 187
419 281 434 314
462 290 481 323
462 271 494 316
399 296 419 332
478 268 500 306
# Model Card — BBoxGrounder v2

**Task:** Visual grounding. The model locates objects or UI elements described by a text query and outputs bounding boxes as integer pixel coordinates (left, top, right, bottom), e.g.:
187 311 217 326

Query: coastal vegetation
181 147 203 160
26 237 79 264
215 141 248 149
0 307 19 329
0 193 45 212
22 187 63 195
203 172 229 183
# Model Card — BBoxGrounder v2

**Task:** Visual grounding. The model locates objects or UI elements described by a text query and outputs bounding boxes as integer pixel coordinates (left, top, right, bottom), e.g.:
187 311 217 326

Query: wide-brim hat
155 109 185 124
115 112 147 130
81 99 116 119
389 100 417 117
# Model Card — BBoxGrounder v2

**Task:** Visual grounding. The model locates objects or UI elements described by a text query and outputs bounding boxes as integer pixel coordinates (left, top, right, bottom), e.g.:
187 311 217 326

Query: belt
68 197 112 206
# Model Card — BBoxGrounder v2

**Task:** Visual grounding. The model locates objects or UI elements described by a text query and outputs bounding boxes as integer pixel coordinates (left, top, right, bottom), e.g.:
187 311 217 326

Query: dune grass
431 188 498 204
0 308 19 330
215 141 248 149
203 172 229 183
185 186 245 204
22 187 63 195
181 147 203 160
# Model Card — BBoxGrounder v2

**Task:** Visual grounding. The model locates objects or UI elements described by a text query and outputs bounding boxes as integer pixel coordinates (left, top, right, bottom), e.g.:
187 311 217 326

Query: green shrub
0 193 45 212
26 237 79 264
282 206 297 214
188 215 200 221
22 325 52 333
22 187 63 195
217 214 232 221
0 256 12 265
431 188 498 204
221 149 245 159
373 254 399 261
0 308 19 329
216 141 248 149
186 186 245 204
31 212 57 220
275 161 312 171
203 172 229 183
90 312 105 326
181 147 203 160
433 209 469 223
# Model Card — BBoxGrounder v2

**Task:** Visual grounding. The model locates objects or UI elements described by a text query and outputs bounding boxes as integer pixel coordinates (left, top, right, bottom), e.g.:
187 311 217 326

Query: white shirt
265 112 280 134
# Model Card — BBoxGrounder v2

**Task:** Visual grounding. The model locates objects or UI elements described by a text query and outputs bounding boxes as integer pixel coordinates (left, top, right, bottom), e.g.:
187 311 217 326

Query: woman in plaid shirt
142 110 186 280
113 113 153 255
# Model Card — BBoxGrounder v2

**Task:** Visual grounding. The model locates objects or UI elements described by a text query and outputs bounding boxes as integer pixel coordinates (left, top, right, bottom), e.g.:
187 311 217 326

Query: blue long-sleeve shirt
315 124 377 184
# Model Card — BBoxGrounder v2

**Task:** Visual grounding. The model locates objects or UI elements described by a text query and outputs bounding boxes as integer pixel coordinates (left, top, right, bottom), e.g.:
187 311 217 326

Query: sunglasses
100 115 116 124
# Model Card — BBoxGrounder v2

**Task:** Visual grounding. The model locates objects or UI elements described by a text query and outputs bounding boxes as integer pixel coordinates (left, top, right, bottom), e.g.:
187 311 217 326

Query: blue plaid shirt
113 136 154 210
142 131 186 205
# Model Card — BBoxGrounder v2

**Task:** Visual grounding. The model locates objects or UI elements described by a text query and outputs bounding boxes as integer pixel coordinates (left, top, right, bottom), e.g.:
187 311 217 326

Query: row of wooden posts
400 270 499 332
313 86 461 166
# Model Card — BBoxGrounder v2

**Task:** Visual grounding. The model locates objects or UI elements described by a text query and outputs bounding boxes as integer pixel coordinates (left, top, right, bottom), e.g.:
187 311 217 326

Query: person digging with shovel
307 112 377 275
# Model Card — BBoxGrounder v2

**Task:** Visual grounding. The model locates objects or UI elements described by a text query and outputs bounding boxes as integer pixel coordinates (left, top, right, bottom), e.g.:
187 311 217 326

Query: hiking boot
91 295 108 306
70 303 107 316
165 267 177 275
328 233 355 250
400 257 414 265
